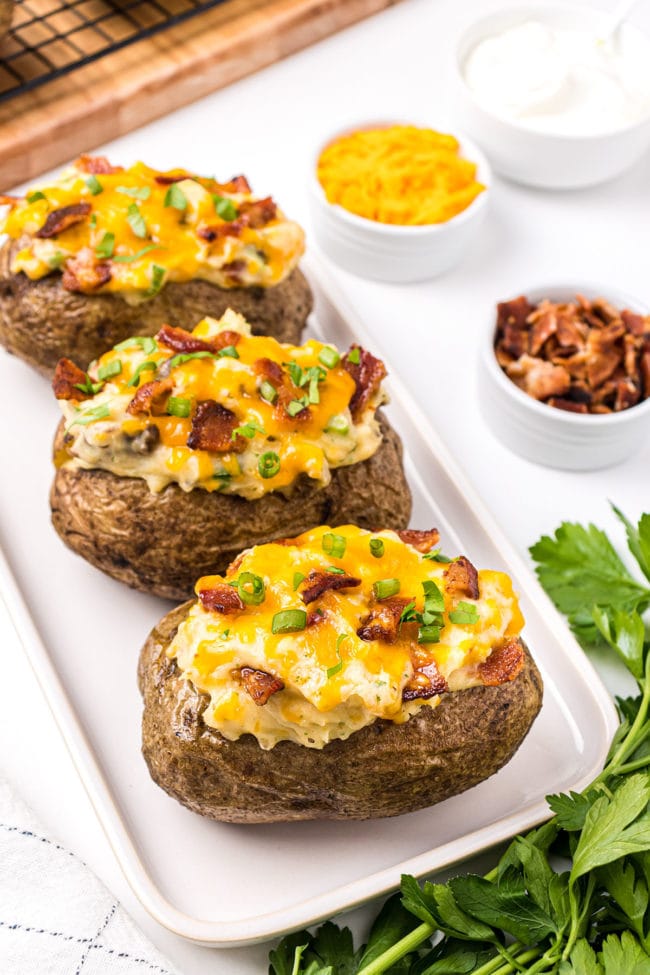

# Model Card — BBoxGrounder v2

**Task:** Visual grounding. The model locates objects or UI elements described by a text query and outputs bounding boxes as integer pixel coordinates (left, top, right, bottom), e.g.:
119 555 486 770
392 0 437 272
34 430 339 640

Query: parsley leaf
449 874 557 944
529 522 650 644
611 504 650 584
547 790 600 831
599 931 650 974
356 894 423 970
572 775 650 880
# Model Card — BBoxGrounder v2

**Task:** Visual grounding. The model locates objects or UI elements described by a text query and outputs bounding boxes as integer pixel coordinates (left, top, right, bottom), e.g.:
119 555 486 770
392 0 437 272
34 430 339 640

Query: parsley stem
355 922 434 975
473 947 540 975
598 653 650 780
615 753 650 775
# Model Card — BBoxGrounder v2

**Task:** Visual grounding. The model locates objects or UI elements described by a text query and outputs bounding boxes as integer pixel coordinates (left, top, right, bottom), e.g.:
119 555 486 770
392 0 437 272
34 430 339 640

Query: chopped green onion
259 380 277 404
112 244 160 263
85 175 103 195
347 347 361 365
327 634 348 678
322 532 346 559
287 398 308 417
96 232 115 259
127 203 147 239
73 374 103 395
423 549 454 563
286 361 305 387
232 420 265 439
221 628 230 638
399 601 417 624
449 602 480 625
326 566 345 574
213 194 238 221
164 184 187 210
308 375 320 404
97 359 122 381
147 265 166 296
293 572 305 591
271 609 307 634
127 360 157 387
325 414 349 435
89 214 97 228
237 572 266 606
27 191 46 203
48 252 66 269
418 624 441 645
117 185 151 200
369 538 384 559
373 578 400 600
217 345 239 359
69 403 111 427
168 350 215 368
167 397 192 418
258 451 280 479
422 580 445 614
114 336 157 354
319 345 340 369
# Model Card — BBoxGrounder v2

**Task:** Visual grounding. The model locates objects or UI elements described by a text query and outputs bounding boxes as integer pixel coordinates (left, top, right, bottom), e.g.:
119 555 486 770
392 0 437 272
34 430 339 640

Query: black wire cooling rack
0 0 227 102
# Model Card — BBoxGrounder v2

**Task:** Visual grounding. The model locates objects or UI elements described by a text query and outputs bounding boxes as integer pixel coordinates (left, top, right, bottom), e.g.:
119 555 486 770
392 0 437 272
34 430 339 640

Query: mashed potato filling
55 312 385 499
168 526 526 749
2 159 304 298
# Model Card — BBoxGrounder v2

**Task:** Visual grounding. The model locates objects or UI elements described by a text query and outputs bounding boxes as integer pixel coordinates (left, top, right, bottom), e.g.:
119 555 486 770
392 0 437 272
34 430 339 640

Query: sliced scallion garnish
97 359 122 381
369 538 384 559
86 175 103 195
167 397 192 418
319 345 340 369
258 451 280 479
271 609 307 634
373 578 400 600
237 572 266 606
127 203 147 239
164 184 187 210
322 532 346 559
127 360 157 387
260 380 277 404
95 232 115 259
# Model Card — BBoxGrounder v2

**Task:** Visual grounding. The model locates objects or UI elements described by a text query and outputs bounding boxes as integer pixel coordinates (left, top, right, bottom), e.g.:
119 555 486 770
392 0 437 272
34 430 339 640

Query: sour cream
463 21 650 135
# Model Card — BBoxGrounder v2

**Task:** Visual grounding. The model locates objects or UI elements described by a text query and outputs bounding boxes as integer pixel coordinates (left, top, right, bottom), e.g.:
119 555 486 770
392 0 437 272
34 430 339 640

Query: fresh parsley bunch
269 505 650 975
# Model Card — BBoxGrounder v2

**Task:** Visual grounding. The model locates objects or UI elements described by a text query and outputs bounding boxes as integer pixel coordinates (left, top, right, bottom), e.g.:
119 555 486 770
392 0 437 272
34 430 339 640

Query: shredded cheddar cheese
317 125 485 225
2 157 304 299
55 311 386 499
168 526 525 749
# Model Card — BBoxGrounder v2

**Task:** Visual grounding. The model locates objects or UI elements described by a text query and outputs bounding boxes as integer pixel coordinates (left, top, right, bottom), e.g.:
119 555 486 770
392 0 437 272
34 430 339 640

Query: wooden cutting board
0 0 403 188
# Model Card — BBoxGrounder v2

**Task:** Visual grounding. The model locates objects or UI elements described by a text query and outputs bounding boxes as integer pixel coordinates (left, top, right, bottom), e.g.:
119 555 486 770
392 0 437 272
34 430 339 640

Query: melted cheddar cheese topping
2 159 304 298
169 526 525 750
56 312 385 499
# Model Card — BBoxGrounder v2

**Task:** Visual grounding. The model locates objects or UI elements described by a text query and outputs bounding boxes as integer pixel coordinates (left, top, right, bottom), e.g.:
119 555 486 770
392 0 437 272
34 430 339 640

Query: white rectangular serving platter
0 255 618 947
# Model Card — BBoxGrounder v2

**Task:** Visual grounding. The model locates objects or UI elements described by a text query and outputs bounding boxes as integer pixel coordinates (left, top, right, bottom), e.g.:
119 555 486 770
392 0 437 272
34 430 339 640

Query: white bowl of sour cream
451 3 650 188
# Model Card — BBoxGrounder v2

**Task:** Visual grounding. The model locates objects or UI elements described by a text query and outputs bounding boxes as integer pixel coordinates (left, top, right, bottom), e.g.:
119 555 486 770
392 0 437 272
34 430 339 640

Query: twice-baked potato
0 156 311 375
138 525 543 822
50 312 411 599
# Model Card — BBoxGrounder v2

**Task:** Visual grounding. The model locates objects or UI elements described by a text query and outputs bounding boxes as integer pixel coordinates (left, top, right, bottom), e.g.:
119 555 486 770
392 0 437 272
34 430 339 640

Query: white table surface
1 0 648 971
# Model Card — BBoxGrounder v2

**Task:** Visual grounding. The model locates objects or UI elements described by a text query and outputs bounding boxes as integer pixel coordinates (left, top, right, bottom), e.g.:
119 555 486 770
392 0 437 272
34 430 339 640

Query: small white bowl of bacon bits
479 285 650 471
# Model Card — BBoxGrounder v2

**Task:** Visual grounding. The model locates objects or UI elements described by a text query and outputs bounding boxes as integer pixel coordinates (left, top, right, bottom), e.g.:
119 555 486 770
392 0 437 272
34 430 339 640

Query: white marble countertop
1 0 648 971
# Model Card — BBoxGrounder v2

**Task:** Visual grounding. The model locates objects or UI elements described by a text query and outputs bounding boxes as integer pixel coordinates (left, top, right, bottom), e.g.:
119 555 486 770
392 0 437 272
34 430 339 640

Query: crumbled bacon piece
187 400 247 453
222 259 246 279
506 355 571 401
36 202 91 239
75 155 124 175
306 607 327 627
299 570 361 605
198 220 246 243
479 640 525 686
52 358 92 401
494 294 650 414
237 666 284 706
357 596 412 644
224 175 251 193
343 345 387 421
156 323 241 355
444 556 479 601
238 196 277 228
0 194 21 205
402 662 448 702
126 377 173 416
62 249 111 293
396 529 440 553
198 584 244 614
154 172 193 185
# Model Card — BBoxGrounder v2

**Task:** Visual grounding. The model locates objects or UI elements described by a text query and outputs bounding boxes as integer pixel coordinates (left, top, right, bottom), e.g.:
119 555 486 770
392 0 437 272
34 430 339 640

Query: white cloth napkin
0 779 180 975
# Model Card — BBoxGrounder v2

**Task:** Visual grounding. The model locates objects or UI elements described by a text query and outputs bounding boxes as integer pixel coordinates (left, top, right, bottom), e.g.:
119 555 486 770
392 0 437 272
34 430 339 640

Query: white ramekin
479 284 650 470
450 4 650 190
308 121 491 283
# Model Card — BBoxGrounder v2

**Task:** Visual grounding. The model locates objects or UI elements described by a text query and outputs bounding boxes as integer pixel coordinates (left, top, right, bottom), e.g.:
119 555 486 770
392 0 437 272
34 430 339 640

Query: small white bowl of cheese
451 3 650 189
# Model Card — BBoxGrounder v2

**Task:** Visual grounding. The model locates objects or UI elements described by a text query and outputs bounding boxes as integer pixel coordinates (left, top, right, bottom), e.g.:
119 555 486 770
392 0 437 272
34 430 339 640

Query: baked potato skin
139 604 543 823
0 238 312 376
0 0 13 39
50 414 412 600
